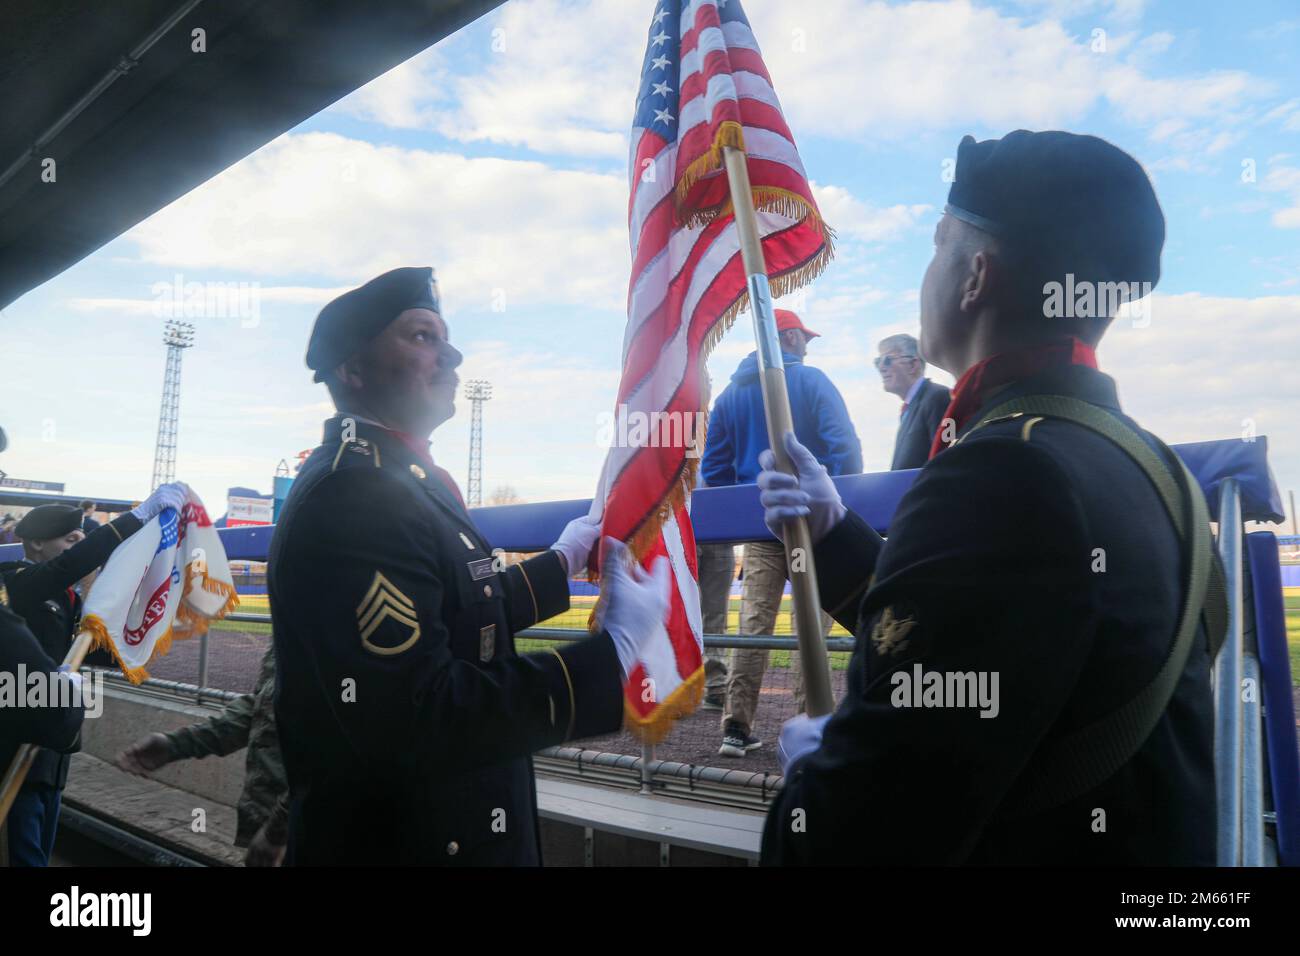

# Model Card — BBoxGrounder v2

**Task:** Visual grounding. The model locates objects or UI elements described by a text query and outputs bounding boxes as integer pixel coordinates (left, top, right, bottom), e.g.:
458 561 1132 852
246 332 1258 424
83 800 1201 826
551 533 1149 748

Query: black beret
306 267 441 383
947 130 1164 298
15 505 81 541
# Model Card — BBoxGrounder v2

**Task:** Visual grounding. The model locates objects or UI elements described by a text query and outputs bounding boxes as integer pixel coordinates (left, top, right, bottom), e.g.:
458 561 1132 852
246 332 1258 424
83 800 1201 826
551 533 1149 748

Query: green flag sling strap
961 394 1228 816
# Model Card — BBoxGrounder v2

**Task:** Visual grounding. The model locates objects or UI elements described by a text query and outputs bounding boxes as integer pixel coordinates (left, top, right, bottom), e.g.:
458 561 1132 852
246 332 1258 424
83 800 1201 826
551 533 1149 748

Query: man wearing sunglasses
877 334 950 471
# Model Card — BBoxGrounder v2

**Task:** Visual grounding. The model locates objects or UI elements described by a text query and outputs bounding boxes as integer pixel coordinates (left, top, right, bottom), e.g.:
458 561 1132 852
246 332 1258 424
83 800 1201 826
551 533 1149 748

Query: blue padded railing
1247 532 1299 866
0 435 1284 561
0 434 1290 865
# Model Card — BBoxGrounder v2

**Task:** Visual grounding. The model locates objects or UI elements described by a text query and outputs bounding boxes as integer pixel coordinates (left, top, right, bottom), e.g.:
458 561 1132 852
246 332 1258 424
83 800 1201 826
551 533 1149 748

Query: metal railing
1213 478 1270 866
220 614 855 652
142 491 1281 857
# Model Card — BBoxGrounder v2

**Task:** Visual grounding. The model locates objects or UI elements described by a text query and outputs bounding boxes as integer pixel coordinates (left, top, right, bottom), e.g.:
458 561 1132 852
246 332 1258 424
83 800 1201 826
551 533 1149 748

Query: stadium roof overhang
0 0 505 311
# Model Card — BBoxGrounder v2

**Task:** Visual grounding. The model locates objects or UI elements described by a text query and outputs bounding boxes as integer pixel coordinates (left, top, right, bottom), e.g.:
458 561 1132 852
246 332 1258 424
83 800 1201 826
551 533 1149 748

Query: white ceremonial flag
83 490 238 682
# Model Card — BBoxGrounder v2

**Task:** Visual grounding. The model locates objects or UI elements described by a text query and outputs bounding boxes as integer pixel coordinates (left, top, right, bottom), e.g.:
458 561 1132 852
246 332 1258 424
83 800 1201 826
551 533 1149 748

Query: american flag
592 0 833 739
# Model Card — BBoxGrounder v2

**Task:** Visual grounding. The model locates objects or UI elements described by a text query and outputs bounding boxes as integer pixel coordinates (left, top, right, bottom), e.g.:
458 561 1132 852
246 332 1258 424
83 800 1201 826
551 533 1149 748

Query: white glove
595 538 671 681
56 663 84 695
777 713 831 776
131 481 190 523
551 514 601 576
757 432 846 545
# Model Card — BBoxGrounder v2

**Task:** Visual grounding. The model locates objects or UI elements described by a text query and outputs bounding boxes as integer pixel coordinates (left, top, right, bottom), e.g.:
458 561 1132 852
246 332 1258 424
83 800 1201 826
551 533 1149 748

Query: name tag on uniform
467 557 495 581
479 625 496 662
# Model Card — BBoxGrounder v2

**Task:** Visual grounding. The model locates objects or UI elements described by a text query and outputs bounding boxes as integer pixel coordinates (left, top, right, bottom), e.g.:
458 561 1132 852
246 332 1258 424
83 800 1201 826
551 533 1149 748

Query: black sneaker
718 723 761 758
700 692 724 711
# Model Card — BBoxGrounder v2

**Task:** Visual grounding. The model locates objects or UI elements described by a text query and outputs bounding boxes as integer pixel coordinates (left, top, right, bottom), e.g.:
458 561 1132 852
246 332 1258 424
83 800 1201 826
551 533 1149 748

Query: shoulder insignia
1019 416 1045 442
953 412 1025 448
356 571 420 656
0 583 7 607
871 604 918 658
332 438 382 472
410 463 426 481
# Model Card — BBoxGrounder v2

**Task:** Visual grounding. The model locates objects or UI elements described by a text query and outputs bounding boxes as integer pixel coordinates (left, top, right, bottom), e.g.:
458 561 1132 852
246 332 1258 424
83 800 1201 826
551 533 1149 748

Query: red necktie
900 402 909 419
384 429 467 509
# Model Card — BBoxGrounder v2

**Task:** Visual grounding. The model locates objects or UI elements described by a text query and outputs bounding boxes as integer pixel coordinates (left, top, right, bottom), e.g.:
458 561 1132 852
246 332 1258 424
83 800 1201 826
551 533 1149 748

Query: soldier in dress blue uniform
270 267 667 865
757 131 1222 865
1 485 187 865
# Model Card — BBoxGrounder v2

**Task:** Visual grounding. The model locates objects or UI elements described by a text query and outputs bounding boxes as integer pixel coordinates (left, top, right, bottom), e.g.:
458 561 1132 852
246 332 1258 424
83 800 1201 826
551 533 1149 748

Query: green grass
222 588 1300 686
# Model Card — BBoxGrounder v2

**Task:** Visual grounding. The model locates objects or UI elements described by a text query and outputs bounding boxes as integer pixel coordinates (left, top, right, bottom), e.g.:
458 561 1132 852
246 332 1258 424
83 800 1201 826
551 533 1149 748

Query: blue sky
2 0 1298 521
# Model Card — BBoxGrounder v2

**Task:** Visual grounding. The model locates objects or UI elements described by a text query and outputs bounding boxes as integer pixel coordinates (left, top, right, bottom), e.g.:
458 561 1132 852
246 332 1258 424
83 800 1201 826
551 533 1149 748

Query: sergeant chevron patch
356 571 420 656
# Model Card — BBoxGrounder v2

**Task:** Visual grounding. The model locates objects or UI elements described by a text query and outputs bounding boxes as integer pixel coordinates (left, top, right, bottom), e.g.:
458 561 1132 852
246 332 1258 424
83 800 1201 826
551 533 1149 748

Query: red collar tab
929 338 1098 460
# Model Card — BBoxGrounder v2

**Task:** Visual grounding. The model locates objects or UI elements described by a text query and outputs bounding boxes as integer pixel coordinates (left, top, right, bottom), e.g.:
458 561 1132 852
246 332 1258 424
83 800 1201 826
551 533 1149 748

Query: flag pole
721 145 834 718
0 629 94 827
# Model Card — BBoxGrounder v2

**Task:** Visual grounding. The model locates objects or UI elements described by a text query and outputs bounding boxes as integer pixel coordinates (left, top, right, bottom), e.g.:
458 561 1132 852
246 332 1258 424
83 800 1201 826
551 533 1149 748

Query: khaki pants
724 539 832 732
696 542 736 695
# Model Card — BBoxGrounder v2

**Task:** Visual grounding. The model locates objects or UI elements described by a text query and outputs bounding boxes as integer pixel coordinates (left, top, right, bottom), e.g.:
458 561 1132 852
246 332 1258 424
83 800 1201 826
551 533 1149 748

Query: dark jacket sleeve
6 512 142 605
701 393 736 487
812 510 885 632
0 607 83 751
275 467 623 775
502 551 570 633
762 437 1099 865
811 371 863 476
917 381 951 449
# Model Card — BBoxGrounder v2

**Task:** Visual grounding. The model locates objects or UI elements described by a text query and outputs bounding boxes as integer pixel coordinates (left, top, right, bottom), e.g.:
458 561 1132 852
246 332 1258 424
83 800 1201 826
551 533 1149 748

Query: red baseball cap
774 309 819 339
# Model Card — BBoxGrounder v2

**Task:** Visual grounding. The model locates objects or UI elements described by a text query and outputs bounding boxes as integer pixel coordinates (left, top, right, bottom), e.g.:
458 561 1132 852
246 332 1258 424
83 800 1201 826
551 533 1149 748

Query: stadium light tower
464 380 492 507
151 319 194 488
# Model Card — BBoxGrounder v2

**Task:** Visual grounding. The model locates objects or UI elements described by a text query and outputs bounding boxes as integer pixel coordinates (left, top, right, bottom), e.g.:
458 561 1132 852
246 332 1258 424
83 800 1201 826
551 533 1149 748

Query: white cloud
1261 158 1300 229
334 0 643 159
1262 98 1300 132
1103 293 1300 496
812 184 932 244
328 0 1271 174
115 130 920 321
68 286 348 316
1011 0 1148 24
333 48 451 130
122 132 632 312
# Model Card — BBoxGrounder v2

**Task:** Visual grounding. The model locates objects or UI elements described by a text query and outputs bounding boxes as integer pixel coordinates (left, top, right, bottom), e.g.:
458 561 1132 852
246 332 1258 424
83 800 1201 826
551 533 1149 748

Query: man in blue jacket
702 309 862 757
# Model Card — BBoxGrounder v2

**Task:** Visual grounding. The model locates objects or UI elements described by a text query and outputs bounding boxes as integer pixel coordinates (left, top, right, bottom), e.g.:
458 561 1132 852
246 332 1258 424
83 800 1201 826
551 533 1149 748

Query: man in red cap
701 308 862 758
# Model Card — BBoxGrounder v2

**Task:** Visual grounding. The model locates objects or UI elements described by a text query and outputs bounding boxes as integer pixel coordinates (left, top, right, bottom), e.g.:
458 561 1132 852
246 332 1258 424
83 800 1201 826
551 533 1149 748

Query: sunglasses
874 354 917 370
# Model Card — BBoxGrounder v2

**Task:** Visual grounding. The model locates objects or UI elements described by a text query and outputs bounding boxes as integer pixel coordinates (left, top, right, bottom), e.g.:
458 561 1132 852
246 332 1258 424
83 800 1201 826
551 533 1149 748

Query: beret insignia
871 605 918 658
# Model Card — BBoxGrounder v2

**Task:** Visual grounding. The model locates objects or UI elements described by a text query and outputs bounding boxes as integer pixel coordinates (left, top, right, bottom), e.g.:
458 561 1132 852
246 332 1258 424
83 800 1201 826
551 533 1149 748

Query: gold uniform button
483 584 493 598
446 841 459 856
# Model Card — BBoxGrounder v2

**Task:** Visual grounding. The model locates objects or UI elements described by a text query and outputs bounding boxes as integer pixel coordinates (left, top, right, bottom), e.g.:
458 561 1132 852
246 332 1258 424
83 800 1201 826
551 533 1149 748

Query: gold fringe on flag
623 665 705 745
85 559 240 685
674 120 746 226
81 614 151 685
